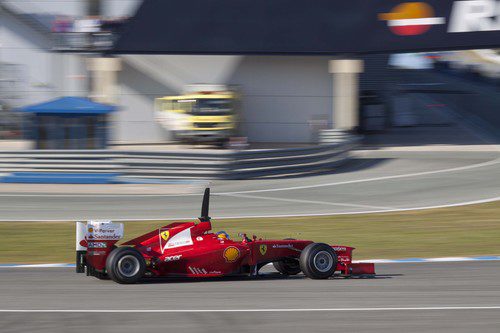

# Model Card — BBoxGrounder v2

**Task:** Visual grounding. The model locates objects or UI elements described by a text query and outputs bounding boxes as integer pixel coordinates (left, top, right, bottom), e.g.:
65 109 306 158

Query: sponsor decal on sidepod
164 255 182 262
223 246 240 263
87 242 107 248
272 244 293 249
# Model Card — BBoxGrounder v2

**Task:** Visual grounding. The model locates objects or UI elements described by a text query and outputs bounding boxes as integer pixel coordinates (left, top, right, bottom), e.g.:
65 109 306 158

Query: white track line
0 153 498 199
1 306 500 313
0 263 71 268
202 195 500 219
221 193 395 210
0 153 499 221
217 157 500 195
2 195 500 222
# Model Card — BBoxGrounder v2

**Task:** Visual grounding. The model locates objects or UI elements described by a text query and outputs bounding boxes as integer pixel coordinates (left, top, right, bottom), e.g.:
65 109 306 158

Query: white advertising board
86 220 124 240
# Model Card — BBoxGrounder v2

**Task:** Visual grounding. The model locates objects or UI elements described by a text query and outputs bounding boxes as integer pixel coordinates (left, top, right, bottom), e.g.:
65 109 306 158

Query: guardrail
0 137 359 180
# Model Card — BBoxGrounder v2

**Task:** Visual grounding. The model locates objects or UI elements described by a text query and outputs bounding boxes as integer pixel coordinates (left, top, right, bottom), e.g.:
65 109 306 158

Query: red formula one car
76 188 375 284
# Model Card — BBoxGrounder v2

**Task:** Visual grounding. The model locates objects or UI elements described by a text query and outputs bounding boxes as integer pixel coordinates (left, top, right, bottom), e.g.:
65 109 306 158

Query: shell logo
223 246 240 263
379 2 445 36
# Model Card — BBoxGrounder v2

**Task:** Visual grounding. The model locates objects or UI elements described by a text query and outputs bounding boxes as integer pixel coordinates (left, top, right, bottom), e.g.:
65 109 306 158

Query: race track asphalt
0 149 499 221
1 261 499 332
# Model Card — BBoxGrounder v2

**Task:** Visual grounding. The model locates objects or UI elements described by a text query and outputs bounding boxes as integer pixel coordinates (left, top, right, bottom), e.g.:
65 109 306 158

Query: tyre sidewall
299 243 338 279
273 259 301 275
273 238 302 275
106 247 146 284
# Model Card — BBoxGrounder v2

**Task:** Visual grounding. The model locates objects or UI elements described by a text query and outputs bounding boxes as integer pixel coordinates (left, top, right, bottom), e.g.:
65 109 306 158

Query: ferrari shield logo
159 229 170 254
160 230 170 241
259 244 267 256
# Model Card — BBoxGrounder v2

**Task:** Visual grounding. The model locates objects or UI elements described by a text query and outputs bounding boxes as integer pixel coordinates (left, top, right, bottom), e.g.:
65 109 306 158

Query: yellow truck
155 85 239 145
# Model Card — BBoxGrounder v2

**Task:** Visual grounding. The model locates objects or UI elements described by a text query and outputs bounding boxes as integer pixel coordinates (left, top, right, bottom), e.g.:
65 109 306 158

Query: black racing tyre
273 238 301 276
106 247 146 284
273 258 301 275
299 243 338 279
94 271 110 280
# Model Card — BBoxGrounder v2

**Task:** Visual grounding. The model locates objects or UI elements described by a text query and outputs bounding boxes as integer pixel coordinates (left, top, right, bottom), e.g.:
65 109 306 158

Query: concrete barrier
0 137 359 181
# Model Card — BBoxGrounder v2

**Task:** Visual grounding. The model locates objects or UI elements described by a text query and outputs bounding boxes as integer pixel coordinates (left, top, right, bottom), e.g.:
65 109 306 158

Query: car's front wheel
106 247 146 284
299 243 337 279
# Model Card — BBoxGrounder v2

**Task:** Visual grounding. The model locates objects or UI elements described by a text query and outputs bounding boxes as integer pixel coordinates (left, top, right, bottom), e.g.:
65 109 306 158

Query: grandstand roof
113 0 500 55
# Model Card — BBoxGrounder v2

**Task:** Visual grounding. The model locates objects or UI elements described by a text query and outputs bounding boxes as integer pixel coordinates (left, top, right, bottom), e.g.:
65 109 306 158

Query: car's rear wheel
106 247 146 284
273 258 301 275
299 243 337 279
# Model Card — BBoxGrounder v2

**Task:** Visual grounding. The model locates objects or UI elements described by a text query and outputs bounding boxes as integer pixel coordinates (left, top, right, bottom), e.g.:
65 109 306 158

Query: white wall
230 56 333 142
102 0 142 17
112 59 170 143
3 0 85 16
115 55 333 143
0 10 87 107
0 0 398 146
1 0 337 144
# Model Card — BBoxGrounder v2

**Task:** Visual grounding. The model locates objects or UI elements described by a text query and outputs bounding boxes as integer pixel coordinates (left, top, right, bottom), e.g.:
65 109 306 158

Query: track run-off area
0 149 499 221
1 148 500 332
1 261 500 332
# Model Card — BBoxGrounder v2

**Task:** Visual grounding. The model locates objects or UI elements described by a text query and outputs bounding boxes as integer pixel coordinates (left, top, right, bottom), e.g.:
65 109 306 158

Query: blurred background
0 0 498 151
1 0 500 332
1 0 500 182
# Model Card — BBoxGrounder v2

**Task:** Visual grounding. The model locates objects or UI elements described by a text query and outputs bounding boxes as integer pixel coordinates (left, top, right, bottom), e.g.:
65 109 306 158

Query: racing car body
76 188 375 283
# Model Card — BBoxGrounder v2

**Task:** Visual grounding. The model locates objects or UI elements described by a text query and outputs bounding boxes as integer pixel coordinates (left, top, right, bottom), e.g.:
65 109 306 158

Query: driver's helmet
216 231 230 240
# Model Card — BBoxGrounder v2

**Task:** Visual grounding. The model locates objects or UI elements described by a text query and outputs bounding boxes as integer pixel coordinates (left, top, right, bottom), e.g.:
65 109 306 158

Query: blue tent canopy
18 96 117 114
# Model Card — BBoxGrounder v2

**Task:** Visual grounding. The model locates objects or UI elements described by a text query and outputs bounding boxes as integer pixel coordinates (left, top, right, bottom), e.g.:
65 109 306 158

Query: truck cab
155 84 239 145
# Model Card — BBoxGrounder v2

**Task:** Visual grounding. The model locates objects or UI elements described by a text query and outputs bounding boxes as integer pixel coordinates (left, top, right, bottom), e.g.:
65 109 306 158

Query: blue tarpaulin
18 96 116 114
0 172 199 184
17 97 117 149
0 172 121 184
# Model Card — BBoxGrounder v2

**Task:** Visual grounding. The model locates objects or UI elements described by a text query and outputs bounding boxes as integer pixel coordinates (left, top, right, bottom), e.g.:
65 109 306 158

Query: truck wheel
299 243 337 279
273 258 301 275
106 247 146 284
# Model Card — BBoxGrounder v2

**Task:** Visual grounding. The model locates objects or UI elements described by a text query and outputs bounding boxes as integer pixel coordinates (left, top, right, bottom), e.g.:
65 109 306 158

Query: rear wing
75 220 124 273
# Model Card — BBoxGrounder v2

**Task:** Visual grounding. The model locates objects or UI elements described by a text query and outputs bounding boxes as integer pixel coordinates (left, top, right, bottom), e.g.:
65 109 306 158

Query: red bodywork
85 220 375 278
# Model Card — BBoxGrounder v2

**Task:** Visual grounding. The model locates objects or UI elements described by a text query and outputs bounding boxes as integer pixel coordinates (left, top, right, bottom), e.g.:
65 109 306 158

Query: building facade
0 0 391 144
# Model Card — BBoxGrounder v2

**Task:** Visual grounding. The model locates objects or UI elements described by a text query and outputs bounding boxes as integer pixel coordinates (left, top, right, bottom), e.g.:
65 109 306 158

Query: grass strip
1 201 499 263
